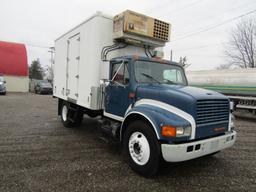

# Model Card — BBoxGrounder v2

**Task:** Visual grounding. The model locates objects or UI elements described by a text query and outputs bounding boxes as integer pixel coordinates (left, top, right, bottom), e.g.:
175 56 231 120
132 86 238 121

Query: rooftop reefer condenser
113 10 171 47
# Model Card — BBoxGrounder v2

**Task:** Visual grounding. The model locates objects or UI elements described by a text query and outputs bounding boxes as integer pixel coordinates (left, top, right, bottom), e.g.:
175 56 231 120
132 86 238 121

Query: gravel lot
0 93 255 192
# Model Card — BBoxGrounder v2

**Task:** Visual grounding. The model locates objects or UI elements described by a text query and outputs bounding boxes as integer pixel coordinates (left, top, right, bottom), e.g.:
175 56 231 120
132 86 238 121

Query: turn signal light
162 126 176 137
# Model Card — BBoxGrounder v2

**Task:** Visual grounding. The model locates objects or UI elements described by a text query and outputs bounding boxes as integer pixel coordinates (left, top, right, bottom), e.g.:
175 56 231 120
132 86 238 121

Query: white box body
53 13 147 110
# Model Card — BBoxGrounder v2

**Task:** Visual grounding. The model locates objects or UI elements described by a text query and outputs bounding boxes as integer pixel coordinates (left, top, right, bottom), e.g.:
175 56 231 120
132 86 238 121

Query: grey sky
0 0 255 70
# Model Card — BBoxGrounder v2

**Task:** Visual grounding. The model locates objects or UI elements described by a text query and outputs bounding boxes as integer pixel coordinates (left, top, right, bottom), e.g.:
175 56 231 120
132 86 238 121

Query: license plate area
210 140 219 150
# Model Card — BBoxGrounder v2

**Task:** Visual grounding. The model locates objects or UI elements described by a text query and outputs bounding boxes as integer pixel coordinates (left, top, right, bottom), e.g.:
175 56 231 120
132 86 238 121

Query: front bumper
0 88 6 93
41 89 52 94
161 131 236 162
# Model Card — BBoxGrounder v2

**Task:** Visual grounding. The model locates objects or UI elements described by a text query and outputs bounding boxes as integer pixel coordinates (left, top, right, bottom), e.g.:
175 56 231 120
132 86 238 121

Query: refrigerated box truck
53 10 236 176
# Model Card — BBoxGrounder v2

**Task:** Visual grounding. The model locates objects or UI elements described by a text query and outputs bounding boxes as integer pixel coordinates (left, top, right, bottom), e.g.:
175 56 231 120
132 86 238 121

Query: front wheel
123 120 160 177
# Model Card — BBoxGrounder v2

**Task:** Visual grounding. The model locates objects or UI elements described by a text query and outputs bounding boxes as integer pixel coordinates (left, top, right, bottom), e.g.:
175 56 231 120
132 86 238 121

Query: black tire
60 102 83 127
123 120 160 177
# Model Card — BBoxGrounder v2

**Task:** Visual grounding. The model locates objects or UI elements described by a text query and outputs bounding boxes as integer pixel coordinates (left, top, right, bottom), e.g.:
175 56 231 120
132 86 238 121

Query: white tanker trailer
186 68 256 113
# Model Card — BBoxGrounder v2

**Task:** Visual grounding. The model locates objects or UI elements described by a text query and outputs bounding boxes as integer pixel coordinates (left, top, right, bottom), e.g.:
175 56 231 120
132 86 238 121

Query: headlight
230 101 234 111
230 113 235 130
162 125 191 137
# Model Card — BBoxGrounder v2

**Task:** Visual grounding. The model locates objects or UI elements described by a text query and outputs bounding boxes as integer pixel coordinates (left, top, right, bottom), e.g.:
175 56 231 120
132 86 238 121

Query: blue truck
53 11 236 176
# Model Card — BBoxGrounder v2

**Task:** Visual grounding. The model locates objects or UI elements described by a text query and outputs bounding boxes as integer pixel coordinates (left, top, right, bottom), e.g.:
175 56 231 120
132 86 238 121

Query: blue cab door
105 61 131 117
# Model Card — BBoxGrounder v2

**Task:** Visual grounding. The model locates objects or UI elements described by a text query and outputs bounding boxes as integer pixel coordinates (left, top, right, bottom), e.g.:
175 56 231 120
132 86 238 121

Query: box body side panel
54 15 148 110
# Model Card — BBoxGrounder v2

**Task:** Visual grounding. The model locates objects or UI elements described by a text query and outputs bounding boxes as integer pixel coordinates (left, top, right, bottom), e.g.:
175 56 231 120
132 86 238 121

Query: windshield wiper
163 78 177 84
141 73 161 84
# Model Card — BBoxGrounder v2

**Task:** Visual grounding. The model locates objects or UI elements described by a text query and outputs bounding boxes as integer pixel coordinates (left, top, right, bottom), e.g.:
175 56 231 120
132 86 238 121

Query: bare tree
225 18 256 68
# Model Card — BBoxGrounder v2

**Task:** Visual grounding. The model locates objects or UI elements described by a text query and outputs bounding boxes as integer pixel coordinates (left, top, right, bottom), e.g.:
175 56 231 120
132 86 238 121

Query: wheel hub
133 142 141 154
128 132 150 165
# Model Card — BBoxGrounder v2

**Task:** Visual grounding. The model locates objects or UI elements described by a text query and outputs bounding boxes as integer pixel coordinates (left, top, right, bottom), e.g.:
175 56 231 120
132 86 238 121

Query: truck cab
102 56 236 175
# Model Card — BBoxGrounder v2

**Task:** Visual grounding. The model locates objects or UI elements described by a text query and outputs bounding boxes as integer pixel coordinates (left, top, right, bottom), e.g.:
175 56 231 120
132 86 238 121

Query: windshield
40 82 51 87
134 60 187 85
0 76 4 82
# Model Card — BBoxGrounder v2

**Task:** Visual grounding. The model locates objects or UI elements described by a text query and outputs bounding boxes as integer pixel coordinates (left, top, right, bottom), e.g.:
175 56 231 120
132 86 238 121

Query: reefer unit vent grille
153 19 170 41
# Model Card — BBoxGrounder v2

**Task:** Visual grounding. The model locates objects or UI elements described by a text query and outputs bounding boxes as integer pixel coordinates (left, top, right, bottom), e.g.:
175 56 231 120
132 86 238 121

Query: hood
136 84 228 116
167 85 227 100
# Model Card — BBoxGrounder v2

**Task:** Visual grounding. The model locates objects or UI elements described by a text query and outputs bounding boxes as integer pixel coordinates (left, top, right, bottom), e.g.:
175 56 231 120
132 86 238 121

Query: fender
121 99 195 142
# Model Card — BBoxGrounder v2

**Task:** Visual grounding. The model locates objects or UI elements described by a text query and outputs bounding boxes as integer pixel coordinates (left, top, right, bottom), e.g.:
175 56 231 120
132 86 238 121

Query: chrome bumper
161 131 236 162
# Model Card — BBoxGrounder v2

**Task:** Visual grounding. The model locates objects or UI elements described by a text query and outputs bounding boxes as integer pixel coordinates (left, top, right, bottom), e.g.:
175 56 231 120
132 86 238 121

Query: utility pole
170 50 173 61
48 47 55 83
48 47 54 69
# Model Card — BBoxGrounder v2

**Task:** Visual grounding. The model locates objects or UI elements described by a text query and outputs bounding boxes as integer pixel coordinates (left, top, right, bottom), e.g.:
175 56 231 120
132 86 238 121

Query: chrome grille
196 100 230 126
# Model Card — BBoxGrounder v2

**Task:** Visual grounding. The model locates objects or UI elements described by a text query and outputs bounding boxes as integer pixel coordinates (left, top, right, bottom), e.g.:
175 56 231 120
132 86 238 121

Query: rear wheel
123 120 160 177
61 102 83 127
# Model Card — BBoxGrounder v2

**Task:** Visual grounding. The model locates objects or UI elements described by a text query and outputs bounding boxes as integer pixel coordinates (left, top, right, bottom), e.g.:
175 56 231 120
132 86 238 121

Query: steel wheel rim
62 105 68 122
128 131 150 165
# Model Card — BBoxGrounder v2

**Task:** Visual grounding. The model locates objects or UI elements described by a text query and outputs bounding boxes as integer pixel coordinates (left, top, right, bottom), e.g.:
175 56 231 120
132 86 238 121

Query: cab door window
111 63 129 85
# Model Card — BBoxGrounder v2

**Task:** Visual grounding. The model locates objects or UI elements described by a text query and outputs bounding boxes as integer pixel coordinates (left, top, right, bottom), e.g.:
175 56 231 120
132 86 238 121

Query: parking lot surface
0 93 255 192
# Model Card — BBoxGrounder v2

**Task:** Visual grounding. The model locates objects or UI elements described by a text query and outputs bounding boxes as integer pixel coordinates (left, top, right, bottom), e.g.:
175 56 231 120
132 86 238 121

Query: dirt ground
0 93 255 192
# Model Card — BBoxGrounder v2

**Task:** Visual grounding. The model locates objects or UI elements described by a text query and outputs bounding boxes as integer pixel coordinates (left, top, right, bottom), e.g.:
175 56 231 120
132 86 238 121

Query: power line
182 54 226 58
176 1 256 35
174 42 227 52
1 39 51 49
171 9 256 42
159 0 204 17
26 43 51 49
145 0 175 14
146 0 204 17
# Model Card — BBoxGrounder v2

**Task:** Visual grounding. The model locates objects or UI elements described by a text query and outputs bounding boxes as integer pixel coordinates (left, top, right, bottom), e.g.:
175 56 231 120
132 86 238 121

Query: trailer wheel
123 120 160 177
61 102 83 127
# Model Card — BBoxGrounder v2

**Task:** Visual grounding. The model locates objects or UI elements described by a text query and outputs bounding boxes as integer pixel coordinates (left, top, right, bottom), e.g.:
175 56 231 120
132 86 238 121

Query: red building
0 41 28 92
